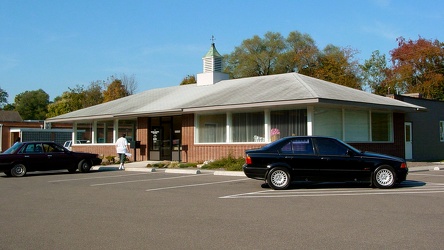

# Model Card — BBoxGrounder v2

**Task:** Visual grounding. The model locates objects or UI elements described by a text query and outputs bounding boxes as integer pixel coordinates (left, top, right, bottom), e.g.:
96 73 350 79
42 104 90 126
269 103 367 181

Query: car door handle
47 155 53 158
321 157 330 161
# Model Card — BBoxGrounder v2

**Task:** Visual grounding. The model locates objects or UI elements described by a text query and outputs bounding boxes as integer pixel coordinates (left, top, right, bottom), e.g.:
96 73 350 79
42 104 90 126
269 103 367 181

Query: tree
14 89 49 120
276 31 320 76
180 75 196 85
0 87 8 109
103 79 128 102
360 50 389 95
385 37 444 99
225 32 286 78
313 45 362 89
120 74 138 95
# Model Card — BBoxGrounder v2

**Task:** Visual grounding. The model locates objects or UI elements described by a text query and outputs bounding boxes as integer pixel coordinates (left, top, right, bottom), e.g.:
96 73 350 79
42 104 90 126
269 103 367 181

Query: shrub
201 154 244 171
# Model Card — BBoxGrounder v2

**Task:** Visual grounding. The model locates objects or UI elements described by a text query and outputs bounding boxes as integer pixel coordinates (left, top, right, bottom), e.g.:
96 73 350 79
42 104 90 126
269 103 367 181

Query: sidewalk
92 161 444 175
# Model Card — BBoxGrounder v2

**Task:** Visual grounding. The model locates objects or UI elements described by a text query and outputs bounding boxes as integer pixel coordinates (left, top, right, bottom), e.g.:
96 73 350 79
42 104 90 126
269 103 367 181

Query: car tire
11 164 27 177
267 167 291 190
78 160 91 173
373 165 396 189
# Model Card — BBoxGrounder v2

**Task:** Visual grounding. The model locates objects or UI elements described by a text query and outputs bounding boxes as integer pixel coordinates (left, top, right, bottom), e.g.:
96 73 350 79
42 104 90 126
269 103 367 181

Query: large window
313 108 392 142
313 108 342 139
198 114 226 143
232 112 264 142
271 109 307 140
118 120 136 143
345 110 369 142
371 113 392 142
96 121 114 143
76 122 93 142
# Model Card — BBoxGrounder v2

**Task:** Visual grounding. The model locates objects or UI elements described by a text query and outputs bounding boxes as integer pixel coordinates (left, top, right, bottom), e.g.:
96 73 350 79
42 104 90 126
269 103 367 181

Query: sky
1 0 443 103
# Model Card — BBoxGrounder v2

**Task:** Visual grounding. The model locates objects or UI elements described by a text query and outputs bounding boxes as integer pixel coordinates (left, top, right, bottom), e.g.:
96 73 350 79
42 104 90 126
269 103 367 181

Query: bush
201 154 245 171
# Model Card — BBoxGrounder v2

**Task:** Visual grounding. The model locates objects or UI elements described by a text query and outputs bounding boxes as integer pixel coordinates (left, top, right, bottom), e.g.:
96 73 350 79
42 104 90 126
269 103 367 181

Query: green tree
14 89 49 120
386 37 444 99
180 75 196 85
360 50 389 94
0 87 8 109
103 79 128 102
225 32 286 78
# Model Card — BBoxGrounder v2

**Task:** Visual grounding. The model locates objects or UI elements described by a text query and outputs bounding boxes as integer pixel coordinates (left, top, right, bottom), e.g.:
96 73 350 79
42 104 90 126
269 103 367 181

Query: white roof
47 73 425 122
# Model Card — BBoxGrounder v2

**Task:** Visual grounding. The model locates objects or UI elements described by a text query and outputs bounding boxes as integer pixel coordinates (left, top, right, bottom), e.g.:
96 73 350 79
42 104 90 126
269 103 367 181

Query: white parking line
91 173 214 186
48 172 152 183
145 178 249 192
220 183 444 199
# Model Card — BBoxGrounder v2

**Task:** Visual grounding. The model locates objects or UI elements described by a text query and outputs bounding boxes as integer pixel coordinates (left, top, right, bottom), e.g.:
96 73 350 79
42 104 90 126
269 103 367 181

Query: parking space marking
48 172 152 183
220 183 444 199
91 173 214 187
145 178 249 192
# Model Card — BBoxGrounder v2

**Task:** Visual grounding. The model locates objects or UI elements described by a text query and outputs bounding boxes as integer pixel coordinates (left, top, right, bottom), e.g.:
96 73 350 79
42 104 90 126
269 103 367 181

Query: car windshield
2 142 23 154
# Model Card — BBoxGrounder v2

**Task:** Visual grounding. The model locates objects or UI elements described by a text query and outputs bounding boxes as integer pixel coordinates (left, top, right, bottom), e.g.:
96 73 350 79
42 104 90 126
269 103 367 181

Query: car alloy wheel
78 160 92 173
267 167 290 190
373 166 395 188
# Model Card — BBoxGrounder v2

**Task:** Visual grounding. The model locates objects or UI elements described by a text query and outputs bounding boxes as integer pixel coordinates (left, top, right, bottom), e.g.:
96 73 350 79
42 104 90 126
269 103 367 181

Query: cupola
197 40 229 86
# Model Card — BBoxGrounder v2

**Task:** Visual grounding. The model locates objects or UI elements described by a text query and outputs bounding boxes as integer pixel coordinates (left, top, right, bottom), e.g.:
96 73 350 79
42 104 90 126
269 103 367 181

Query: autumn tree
103 79 128 102
385 37 444 99
313 45 362 89
180 75 196 85
14 89 49 120
276 31 320 76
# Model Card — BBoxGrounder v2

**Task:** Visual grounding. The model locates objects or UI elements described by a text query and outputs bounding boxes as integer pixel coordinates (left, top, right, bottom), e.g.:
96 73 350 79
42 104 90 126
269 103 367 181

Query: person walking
115 133 129 170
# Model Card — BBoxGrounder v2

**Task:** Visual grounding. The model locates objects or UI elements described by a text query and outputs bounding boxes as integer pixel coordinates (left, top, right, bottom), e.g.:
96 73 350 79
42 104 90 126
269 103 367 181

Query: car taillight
400 162 407 169
246 155 252 165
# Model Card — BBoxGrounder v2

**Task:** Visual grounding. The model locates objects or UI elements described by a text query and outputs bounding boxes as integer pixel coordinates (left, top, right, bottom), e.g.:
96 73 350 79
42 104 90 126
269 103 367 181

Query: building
394 94 444 161
46 43 425 162
0 110 72 152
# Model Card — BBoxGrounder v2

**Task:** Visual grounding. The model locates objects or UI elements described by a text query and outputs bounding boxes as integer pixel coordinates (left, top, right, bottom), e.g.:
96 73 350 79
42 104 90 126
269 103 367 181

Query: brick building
46 43 425 162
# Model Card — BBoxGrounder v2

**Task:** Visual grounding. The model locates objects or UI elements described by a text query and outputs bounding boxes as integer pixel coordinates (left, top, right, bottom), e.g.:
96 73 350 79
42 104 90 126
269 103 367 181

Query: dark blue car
1 141 102 177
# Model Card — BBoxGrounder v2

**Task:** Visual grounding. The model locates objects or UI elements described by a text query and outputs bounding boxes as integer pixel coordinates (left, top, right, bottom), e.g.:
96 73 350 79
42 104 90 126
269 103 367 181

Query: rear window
280 139 314 155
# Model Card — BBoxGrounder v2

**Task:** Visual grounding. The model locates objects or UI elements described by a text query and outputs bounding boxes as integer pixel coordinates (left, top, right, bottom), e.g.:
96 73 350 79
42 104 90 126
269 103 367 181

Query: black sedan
243 136 408 190
0 141 102 177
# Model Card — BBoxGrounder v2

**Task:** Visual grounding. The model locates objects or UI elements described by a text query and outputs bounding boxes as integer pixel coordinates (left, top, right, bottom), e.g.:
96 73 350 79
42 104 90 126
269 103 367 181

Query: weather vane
211 35 216 44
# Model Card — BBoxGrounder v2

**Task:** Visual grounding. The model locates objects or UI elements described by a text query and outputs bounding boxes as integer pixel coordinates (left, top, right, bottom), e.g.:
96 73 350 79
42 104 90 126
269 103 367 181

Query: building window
440 121 444 142
371 112 392 142
232 112 264 142
344 110 369 142
270 109 307 139
313 108 343 139
96 120 114 143
313 108 392 142
198 114 226 143
118 120 136 143
76 122 93 142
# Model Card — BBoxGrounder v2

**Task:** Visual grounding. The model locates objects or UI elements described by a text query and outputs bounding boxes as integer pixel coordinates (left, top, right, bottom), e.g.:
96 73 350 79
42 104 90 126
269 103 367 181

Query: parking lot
1 167 443 249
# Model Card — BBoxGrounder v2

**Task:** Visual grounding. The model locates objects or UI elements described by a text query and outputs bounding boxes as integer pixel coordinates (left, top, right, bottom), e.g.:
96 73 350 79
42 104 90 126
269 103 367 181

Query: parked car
243 136 408 190
0 141 102 177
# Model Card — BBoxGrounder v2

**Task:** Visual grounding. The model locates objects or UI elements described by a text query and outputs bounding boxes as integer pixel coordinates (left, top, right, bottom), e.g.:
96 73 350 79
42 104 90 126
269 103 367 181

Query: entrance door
149 116 182 161
404 122 413 160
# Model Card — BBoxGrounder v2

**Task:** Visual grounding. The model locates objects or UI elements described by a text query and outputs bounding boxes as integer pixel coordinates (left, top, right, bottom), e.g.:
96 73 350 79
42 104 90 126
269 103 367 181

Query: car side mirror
346 149 355 157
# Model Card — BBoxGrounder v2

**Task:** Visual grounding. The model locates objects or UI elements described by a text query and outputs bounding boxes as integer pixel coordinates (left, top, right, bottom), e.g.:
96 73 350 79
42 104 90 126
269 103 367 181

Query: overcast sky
1 0 443 103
